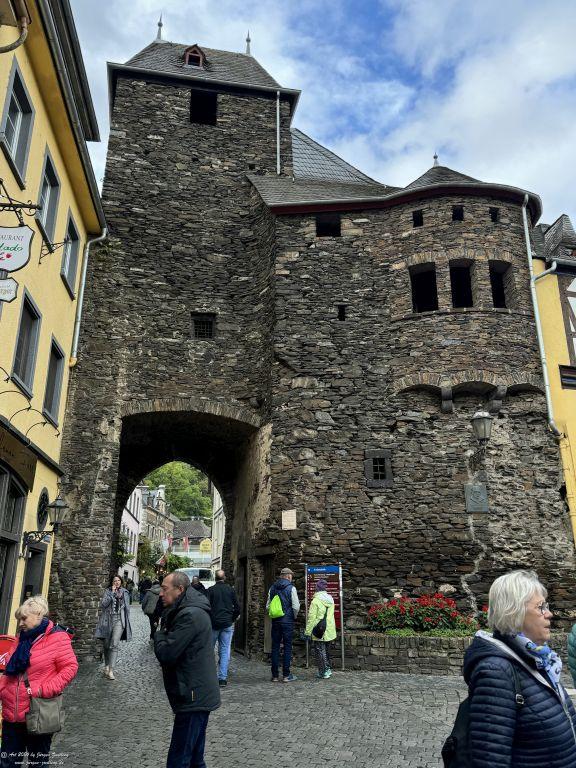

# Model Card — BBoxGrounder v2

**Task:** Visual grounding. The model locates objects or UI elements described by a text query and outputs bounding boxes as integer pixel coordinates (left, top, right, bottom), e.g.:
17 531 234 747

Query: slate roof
540 214 576 263
405 165 480 190
173 519 211 540
248 175 392 207
291 129 379 184
125 40 281 89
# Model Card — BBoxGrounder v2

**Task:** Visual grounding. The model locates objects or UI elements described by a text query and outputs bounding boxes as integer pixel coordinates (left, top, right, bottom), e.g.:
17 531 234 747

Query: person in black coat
463 569 576 767
154 571 220 768
207 569 241 686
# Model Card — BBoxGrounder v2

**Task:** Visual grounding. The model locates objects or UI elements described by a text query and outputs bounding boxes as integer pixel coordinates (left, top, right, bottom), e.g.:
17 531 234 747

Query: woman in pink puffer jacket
0 595 78 767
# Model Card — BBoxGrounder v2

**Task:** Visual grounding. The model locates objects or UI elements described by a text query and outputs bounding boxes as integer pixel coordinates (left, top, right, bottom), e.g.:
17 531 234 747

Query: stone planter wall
336 632 570 676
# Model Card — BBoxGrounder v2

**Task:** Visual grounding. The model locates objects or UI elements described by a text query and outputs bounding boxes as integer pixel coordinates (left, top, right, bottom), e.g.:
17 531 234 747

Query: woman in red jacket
0 595 78 767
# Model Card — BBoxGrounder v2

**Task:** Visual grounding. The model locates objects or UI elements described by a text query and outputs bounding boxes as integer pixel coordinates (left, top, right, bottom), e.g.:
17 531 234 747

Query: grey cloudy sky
71 0 576 227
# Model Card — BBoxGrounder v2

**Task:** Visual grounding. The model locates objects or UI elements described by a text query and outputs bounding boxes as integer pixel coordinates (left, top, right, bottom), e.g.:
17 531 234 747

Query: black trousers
1 720 53 767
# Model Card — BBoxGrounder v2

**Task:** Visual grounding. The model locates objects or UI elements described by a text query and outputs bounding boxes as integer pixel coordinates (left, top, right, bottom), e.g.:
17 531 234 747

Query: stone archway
49 397 271 658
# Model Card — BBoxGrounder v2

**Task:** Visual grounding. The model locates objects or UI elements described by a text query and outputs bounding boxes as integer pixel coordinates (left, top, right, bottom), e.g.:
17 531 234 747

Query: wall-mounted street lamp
471 410 494 445
20 494 70 557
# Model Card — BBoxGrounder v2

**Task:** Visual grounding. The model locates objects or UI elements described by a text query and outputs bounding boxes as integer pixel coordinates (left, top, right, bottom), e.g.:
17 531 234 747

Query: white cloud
72 0 576 225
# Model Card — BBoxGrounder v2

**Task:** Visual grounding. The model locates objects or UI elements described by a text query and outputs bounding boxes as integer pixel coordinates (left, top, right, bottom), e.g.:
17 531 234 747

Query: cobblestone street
52 605 469 768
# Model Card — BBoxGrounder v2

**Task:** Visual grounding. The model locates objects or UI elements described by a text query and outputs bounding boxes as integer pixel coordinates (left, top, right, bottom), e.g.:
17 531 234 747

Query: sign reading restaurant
0 225 34 273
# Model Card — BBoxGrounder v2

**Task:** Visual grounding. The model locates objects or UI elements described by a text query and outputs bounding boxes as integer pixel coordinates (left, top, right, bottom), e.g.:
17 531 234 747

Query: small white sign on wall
281 509 298 530
0 277 18 302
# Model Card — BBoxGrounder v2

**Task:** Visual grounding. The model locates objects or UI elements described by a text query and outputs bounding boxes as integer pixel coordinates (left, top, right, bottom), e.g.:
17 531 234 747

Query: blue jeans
166 711 210 768
212 625 234 680
271 621 294 678
1 720 52 767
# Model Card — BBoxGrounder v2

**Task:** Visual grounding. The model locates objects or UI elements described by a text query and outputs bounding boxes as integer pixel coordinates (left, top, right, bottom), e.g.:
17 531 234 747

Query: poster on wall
304 563 345 670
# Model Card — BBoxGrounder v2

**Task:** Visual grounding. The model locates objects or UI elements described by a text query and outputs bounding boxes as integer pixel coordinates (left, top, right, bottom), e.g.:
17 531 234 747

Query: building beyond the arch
50 36 576 656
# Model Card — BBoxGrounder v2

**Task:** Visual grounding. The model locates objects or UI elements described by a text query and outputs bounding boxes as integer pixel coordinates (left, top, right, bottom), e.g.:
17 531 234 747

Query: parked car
175 567 215 589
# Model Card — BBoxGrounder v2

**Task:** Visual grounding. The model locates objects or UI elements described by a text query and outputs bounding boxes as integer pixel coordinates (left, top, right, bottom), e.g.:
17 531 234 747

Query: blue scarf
4 618 49 676
509 632 563 692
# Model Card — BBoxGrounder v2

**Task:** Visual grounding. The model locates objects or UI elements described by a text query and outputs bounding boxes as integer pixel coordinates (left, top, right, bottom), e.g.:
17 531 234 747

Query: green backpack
268 593 285 619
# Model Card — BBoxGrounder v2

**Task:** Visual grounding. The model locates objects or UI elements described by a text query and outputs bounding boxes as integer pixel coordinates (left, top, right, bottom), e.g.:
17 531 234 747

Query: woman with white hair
0 595 78 767
462 570 576 767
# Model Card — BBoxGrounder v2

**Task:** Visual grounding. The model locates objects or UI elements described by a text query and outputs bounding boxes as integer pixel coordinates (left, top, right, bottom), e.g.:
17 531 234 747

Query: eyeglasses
535 602 550 615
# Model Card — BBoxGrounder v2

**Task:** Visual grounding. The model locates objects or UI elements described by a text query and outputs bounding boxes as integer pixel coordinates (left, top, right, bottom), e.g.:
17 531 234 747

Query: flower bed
367 593 485 637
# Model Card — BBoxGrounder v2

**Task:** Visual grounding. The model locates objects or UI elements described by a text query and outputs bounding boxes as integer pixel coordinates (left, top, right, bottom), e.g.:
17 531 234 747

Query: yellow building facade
0 0 104 634
533 215 576 548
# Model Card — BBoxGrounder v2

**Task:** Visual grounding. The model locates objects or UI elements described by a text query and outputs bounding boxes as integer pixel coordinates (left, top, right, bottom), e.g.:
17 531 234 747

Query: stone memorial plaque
464 483 489 513
282 509 297 530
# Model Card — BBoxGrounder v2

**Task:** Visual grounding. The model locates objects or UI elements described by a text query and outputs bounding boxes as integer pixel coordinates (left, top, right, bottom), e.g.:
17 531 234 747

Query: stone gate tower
51 35 576 655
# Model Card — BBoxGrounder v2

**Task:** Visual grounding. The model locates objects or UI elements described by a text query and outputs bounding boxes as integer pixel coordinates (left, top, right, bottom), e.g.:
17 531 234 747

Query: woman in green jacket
305 579 337 679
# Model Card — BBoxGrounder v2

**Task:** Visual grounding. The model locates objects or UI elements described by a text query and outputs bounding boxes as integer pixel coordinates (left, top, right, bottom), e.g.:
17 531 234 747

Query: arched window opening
489 260 514 309
449 258 474 308
409 262 438 312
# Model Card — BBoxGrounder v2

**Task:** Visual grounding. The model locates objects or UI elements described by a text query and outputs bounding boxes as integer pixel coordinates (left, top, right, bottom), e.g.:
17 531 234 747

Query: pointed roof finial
433 152 439 167
156 12 163 41
246 30 251 55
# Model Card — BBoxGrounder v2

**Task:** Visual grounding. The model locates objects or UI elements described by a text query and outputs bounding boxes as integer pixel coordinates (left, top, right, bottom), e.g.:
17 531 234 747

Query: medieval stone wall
265 196 576 627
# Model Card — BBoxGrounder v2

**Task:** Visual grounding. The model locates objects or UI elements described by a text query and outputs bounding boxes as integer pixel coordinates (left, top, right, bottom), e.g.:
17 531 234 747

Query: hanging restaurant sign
0 277 18 302
0 225 34 273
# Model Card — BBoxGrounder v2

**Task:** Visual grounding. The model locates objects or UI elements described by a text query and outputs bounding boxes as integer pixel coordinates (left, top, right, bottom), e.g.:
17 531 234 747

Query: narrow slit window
409 263 438 312
489 207 499 223
489 260 513 309
190 91 217 126
452 205 464 222
450 262 473 308
316 213 341 237
191 313 216 339
412 209 424 228
559 366 576 389
337 304 346 321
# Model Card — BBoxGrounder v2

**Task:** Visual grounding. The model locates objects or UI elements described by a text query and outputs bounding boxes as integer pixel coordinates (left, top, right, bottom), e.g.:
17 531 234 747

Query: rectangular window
452 205 464 222
61 216 80 295
43 339 65 424
489 260 514 309
364 449 393 488
12 293 41 393
450 262 473 308
190 91 217 126
409 263 438 312
192 313 216 339
316 213 341 237
489 207 499 223
559 366 576 389
0 63 34 184
412 210 424 228
36 152 60 243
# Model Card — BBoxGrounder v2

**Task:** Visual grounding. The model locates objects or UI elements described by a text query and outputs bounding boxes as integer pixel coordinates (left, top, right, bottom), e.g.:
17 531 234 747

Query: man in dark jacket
207 569 241 687
266 567 300 682
154 571 220 768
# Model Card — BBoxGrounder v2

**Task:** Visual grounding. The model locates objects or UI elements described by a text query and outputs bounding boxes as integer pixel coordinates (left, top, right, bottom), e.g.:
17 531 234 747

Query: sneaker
106 669 115 680
270 677 279 682
322 669 332 679
219 679 227 687
282 674 297 682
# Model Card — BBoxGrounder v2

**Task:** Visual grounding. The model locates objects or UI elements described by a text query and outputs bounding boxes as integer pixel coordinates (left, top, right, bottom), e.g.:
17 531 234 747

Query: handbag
24 675 64 735
312 605 329 639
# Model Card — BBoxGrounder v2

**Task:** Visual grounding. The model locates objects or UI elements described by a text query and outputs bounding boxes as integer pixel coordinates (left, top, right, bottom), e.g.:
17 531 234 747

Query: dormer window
184 45 205 68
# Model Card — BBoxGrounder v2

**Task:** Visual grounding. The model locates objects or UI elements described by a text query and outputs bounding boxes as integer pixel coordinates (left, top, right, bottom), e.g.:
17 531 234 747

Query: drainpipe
522 195 576 544
276 91 281 175
70 228 107 366
0 14 28 54
522 194 562 437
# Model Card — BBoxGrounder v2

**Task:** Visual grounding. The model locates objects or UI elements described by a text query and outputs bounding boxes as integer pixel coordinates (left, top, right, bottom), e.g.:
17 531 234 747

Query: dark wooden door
234 557 248 653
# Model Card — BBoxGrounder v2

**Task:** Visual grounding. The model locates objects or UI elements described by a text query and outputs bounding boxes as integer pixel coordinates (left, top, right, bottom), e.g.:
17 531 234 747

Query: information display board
304 563 345 670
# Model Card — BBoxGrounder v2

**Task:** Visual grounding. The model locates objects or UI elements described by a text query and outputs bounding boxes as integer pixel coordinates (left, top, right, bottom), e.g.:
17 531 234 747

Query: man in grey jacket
154 571 220 768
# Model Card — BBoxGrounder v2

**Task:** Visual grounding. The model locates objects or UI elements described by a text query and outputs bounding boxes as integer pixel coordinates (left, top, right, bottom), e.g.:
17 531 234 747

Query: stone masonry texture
50 57 576 657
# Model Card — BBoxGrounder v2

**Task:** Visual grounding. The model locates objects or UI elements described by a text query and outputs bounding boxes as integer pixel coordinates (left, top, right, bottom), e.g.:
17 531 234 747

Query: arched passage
50 398 272 658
